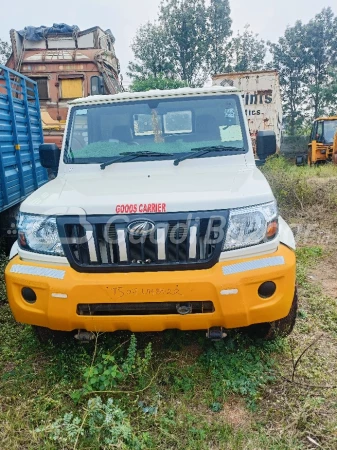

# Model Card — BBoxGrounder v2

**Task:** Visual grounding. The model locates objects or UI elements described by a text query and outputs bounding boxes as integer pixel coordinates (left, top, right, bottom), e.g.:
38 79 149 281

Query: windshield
324 120 337 144
65 95 247 164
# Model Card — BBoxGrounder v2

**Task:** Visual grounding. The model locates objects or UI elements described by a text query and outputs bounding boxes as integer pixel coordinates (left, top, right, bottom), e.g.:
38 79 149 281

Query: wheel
243 289 298 340
33 326 73 345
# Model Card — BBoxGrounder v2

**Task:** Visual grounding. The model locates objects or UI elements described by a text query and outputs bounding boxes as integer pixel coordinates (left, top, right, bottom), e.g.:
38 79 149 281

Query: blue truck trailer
0 64 48 252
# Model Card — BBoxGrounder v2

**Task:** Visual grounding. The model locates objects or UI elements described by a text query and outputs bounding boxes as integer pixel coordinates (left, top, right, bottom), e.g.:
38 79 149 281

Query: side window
70 109 88 151
310 123 316 141
316 122 323 142
30 77 49 100
61 78 83 99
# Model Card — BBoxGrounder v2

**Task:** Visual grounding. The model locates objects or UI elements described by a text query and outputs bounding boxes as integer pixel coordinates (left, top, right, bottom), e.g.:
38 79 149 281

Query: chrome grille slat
189 225 197 259
117 228 128 262
157 227 166 261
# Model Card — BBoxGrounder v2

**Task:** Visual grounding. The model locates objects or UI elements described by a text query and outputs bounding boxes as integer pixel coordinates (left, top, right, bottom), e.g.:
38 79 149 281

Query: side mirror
256 131 277 161
39 144 61 169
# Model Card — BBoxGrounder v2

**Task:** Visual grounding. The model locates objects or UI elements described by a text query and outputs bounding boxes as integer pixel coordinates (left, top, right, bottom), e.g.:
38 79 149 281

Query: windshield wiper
173 146 244 166
100 151 174 170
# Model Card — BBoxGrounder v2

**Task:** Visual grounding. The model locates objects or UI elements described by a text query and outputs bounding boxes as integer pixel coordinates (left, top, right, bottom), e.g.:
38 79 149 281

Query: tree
320 68 337 111
304 8 337 117
269 21 309 135
206 0 232 74
127 23 174 80
159 0 209 86
129 75 187 92
230 25 266 72
269 7 337 134
0 39 11 64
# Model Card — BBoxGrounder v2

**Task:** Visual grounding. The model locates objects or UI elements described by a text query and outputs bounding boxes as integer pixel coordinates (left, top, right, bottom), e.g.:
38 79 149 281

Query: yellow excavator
298 116 337 165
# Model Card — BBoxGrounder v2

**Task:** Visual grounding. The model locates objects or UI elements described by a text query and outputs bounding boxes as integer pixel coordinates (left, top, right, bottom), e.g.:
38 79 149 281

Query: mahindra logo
127 220 155 237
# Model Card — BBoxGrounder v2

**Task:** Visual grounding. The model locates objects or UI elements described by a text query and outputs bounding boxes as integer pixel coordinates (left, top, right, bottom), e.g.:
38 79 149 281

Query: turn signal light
267 220 278 239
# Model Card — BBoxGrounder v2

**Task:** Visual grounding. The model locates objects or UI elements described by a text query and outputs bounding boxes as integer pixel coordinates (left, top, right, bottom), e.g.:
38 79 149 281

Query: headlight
18 213 64 256
223 201 278 251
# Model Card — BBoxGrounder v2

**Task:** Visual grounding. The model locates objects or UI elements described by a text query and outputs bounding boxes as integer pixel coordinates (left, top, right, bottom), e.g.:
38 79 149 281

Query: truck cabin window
323 120 337 144
65 95 247 163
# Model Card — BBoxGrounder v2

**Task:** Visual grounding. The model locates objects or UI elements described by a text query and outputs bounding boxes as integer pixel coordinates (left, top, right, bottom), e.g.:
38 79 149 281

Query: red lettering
116 203 167 214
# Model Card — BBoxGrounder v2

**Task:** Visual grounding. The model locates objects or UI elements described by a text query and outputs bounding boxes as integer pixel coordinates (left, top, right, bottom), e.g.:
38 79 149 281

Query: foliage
206 0 232 74
0 249 8 304
159 0 209 86
72 335 152 400
270 7 337 134
35 397 146 449
130 75 187 92
0 39 11 64
305 8 337 118
201 336 281 408
127 22 175 80
269 21 308 135
262 155 337 221
230 25 266 72
262 156 313 215
128 0 263 85
296 246 323 286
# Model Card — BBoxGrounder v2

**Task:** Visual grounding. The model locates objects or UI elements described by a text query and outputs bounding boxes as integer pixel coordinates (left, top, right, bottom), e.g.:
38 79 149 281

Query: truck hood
21 162 274 215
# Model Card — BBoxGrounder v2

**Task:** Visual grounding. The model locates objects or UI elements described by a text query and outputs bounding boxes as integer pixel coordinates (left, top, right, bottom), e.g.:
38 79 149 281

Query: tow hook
75 330 95 343
176 302 193 315
206 327 227 341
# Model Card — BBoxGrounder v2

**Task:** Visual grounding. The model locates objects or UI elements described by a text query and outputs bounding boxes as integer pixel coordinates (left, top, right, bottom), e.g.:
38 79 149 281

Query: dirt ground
310 247 337 299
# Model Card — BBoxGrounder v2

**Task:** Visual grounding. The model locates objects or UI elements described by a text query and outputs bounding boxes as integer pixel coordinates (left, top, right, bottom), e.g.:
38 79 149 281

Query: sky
0 0 336 84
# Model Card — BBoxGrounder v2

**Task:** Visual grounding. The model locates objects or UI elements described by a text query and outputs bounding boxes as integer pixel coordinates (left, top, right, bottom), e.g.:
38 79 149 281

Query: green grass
1 160 337 448
262 156 337 222
1 247 335 450
0 289 304 449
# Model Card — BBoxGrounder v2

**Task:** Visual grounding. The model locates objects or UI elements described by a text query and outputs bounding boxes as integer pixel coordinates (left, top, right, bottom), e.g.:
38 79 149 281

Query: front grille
57 211 228 273
77 301 215 316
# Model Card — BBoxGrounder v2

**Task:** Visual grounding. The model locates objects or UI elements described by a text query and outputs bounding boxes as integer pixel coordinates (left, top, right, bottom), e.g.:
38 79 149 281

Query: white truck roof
69 86 238 106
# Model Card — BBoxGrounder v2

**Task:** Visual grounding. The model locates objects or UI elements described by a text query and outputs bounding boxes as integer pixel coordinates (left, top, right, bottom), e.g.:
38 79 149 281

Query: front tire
243 289 298 340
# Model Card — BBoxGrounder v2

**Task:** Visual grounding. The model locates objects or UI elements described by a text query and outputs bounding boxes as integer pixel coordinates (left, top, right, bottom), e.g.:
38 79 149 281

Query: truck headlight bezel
222 201 278 251
18 213 65 256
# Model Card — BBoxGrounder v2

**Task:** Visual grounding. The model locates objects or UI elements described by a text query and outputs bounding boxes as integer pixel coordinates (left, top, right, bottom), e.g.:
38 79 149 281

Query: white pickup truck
5 86 297 343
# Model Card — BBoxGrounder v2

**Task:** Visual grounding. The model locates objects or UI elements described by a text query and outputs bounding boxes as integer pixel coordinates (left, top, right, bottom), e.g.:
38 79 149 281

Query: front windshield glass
65 95 247 164
324 120 337 144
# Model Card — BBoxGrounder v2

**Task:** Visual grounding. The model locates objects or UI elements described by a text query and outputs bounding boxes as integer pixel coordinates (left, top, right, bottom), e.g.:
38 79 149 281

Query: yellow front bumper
5 245 296 332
